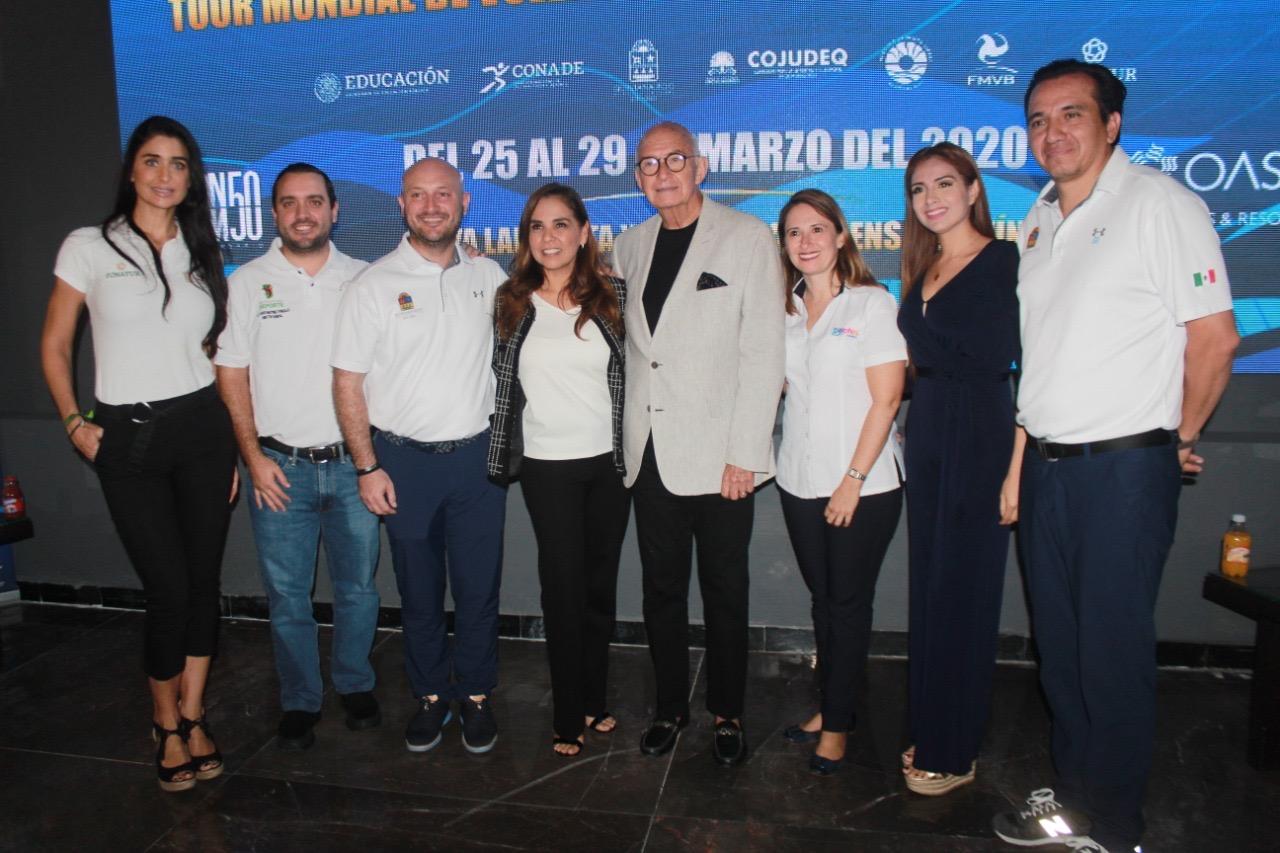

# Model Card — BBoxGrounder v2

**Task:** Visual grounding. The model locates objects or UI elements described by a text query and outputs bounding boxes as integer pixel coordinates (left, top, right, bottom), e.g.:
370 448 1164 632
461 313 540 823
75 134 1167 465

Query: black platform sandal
152 723 197 793
586 711 617 733
552 735 585 757
178 714 224 781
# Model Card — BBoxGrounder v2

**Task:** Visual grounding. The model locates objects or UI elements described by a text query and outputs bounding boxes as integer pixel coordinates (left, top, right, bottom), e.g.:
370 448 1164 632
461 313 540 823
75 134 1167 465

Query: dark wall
2 1 1274 646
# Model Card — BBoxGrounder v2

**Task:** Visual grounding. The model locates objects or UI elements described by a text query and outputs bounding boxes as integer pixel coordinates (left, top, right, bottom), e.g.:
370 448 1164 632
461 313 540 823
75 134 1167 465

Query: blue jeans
248 447 382 712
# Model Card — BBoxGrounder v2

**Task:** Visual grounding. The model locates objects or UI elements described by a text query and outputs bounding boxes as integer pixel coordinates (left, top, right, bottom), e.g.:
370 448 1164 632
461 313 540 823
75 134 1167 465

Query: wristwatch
846 466 867 481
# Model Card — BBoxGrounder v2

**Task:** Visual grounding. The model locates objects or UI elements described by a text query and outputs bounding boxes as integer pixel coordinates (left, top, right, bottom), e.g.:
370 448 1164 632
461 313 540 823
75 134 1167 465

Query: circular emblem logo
314 72 342 104
1081 38 1109 64
883 38 931 88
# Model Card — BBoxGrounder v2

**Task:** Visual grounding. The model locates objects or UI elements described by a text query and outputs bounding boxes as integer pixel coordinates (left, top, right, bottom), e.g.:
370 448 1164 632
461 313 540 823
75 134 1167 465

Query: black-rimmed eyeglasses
635 152 693 176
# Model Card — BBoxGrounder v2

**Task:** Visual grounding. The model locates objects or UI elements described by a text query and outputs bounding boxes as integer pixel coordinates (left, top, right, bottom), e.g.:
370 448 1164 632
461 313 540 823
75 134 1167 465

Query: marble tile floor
0 602 1274 852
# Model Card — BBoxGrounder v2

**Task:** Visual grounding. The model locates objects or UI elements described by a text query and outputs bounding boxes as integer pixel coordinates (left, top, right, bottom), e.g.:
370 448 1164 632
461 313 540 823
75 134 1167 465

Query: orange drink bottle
1220 514 1251 578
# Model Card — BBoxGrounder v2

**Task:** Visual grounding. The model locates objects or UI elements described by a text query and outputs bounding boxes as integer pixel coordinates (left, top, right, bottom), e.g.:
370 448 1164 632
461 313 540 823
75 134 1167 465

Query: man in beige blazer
613 121 784 766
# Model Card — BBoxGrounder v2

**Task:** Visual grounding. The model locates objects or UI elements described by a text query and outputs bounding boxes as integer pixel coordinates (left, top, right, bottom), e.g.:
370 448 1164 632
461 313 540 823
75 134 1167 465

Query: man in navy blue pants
992 60 1238 852
332 157 508 755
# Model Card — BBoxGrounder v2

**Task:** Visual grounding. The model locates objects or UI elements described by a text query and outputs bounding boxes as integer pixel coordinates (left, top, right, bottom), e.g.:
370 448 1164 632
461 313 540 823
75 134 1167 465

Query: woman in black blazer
487 183 629 756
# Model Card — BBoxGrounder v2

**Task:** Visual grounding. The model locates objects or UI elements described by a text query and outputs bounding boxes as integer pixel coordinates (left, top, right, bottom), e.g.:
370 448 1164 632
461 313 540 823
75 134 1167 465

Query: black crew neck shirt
642 219 699 335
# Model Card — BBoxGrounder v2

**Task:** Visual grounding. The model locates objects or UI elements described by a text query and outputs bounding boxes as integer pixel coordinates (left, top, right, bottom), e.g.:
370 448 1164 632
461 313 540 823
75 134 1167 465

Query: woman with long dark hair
774 189 906 774
486 183 629 757
40 115 238 792
897 142 1024 795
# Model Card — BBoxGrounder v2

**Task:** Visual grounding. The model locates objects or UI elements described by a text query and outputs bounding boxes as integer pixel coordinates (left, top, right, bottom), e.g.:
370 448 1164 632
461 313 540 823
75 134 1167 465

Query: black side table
1203 567 1280 770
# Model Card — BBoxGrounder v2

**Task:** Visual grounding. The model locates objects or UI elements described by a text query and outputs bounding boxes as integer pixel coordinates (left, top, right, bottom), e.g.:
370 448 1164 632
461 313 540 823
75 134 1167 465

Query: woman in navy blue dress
897 142 1025 795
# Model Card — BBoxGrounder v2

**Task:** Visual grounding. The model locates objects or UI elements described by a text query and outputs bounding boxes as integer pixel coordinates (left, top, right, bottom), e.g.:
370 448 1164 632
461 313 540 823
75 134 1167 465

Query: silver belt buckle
129 401 154 424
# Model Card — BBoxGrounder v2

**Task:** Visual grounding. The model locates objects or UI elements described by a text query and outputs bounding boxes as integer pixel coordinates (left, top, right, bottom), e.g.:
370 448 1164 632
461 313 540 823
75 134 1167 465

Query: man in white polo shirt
216 163 381 750
332 157 507 755
992 60 1238 853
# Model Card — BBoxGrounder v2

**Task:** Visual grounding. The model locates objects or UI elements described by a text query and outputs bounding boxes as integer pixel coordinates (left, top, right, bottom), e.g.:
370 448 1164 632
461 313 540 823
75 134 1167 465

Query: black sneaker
712 719 749 767
276 709 321 750
405 696 452 753
339 691 382 731
459 696 498 754
992 788 1093 846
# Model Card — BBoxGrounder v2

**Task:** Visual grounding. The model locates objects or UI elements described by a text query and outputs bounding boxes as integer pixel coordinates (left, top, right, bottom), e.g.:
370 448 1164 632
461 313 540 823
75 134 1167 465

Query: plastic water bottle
1220 514 1251 578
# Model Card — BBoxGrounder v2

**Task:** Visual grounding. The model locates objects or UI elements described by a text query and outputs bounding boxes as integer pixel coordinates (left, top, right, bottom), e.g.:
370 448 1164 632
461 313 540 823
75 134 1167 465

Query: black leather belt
1030 427 1174 461
259 436 347 463
915 366 1013 382
95 384 217 424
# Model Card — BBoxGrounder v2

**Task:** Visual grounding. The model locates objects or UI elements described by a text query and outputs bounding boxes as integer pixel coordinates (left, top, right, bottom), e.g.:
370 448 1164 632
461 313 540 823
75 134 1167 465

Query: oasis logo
314 67 450 103
479 60 585 95
1184 150 1280 192
746 48 848 77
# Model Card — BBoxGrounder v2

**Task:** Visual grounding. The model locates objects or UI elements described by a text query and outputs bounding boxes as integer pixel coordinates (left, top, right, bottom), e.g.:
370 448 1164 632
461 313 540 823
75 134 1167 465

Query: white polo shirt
215 239 367 448
330 233 504 442
54 220 214 405
1017 147 1234 443
776 283 907 499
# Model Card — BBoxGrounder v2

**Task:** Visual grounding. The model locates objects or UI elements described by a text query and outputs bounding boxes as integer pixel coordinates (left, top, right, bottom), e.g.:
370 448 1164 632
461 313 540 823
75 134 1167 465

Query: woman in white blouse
40 116 237 792
774 189 907 775
487 183 628 757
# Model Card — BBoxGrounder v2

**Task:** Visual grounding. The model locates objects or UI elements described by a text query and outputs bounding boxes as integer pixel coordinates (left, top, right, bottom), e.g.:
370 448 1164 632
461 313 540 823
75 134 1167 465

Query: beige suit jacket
614 197 785 494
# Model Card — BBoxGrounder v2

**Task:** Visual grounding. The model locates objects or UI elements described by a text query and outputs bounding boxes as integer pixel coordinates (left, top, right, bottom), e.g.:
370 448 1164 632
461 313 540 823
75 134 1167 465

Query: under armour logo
473 290 485 299
1091 227 1106 244
480 63 509 94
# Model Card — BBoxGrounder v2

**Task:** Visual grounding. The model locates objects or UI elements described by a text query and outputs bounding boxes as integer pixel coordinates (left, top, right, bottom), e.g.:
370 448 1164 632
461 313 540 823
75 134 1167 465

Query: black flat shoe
276 709 321 750
639 716 687 756
809 752 844 775
152 722 197 793
178 714 224 780
712 719 749 767
783 723 821 744
339 691 382 731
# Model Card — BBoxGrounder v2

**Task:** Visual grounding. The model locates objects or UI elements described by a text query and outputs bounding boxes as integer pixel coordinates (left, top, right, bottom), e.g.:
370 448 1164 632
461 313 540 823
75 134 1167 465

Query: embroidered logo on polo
1193 268 1218 287
398 291 416 311
1091 226 1106 244
830 326 860 338
1026 227 1040 249
257 282 288 320
105 261 144 280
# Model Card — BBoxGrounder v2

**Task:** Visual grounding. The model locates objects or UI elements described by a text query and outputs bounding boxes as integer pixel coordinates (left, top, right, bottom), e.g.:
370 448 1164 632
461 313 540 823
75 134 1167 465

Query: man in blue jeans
216 163 382 749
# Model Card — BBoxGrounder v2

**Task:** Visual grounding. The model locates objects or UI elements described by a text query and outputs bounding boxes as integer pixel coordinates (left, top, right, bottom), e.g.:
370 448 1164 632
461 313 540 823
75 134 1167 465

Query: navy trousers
1020 441 1180 851
376 431 506 700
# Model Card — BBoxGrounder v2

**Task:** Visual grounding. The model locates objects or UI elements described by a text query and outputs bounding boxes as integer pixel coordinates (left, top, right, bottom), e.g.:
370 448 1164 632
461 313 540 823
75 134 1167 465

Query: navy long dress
897 239 1020 776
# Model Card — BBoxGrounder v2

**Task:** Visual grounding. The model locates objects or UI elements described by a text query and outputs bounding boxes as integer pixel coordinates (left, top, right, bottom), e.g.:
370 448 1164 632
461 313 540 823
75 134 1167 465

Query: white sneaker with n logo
992 787 1093 846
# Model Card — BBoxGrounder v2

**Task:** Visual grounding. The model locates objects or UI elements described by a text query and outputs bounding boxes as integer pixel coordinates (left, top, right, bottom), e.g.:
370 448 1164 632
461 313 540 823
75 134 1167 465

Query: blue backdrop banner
111 1 1280 370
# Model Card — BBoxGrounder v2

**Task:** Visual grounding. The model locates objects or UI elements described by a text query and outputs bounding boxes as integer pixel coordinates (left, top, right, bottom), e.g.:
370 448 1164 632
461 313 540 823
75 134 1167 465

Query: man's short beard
408 224 460 251
280 231 329 255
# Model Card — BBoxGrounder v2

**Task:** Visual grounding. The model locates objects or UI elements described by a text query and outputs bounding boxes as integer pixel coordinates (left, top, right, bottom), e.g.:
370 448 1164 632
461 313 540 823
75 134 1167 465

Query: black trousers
779 487 902 732
520 453 630 738
632 440 754 721
94 385 237 680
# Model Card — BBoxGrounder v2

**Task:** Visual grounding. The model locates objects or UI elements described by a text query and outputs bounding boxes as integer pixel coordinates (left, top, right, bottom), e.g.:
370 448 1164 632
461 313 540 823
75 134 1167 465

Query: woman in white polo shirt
775 189 907 775
40 116 237 792
487 183 628 757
